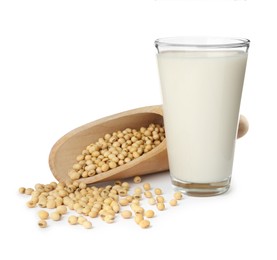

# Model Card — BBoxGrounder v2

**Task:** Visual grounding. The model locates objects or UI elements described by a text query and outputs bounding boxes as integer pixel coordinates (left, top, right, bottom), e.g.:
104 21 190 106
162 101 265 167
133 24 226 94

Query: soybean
174 191 183 200
68 215 78 225
82 220 92 229
121 210 132 219
50 212 61 221
38 210 49 220
169 199 178 206
38 220 47 228
139 219 150 229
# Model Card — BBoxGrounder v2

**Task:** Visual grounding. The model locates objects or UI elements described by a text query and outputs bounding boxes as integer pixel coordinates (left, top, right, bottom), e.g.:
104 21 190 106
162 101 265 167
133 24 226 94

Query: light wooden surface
49 105 249 184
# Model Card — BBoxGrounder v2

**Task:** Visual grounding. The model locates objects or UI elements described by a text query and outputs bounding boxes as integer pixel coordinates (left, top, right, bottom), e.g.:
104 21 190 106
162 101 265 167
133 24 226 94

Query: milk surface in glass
157 51 247 184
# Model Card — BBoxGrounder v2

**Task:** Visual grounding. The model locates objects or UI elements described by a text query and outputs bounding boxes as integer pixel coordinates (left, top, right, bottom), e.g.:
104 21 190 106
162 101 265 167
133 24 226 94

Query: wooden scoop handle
238 115 249 139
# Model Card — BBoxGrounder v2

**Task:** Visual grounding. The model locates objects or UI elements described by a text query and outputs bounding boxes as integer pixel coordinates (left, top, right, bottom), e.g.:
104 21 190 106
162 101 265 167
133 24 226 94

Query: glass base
171 177 231 197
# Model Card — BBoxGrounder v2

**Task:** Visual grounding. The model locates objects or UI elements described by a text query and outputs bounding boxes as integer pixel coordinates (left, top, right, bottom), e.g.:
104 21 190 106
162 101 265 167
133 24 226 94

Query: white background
0 0 276 259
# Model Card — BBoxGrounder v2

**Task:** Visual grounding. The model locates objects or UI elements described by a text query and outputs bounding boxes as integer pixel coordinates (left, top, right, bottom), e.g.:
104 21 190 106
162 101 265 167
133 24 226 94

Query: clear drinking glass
155 37 250 196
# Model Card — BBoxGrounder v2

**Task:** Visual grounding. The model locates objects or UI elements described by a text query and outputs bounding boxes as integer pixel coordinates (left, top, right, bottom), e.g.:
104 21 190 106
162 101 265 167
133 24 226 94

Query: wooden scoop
49 105 249 184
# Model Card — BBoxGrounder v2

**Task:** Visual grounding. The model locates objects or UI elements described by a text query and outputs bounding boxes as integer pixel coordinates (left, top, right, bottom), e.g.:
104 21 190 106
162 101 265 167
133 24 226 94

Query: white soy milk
157 51 247 183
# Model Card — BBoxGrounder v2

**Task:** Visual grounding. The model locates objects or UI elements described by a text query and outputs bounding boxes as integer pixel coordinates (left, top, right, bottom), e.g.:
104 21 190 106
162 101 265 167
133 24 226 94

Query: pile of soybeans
19 176 183 229
68 123 165 180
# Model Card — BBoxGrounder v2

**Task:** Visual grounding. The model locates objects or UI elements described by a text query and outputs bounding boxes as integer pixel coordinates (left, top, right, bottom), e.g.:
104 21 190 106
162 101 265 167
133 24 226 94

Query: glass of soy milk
155 37 250 196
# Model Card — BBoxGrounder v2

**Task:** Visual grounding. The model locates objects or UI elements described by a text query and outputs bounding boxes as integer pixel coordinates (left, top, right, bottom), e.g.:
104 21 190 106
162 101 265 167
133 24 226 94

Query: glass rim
155 36 250 49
